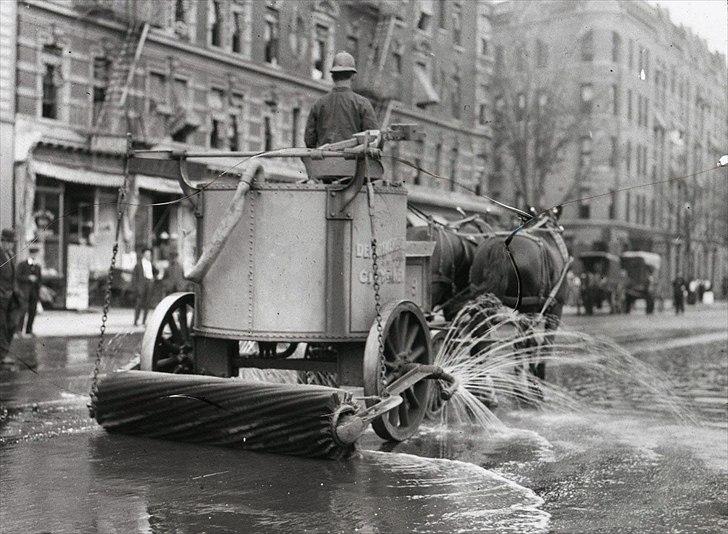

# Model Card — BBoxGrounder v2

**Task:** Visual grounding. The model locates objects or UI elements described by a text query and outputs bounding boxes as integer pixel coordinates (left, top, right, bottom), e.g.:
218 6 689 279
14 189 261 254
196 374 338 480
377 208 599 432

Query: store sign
66 245 92 310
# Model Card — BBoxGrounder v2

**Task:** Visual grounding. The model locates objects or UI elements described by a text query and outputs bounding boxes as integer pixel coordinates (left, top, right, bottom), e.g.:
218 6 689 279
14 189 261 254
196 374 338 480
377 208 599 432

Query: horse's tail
470 237 512 297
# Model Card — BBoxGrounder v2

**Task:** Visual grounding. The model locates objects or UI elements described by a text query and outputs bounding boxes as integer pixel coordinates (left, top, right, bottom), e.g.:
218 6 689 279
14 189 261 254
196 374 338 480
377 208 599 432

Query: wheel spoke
405 387 420 410
177 306 189 340
398 401 411 427
385 337 398 359
407 345 426 363
167 314 182 343
397 313 410 351
404 323 418 351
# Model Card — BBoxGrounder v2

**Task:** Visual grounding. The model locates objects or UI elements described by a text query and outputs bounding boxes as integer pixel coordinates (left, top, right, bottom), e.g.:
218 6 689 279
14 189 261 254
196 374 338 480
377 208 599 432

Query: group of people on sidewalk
1 229 43 367
131 246 188 326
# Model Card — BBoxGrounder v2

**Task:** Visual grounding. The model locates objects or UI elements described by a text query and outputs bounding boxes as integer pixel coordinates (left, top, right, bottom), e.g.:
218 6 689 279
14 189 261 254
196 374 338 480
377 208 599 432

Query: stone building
4 0 495 306
491 0 727 295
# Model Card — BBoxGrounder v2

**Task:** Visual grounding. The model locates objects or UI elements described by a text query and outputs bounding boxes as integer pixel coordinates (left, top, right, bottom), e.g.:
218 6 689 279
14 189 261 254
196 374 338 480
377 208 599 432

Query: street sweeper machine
89 125 458 459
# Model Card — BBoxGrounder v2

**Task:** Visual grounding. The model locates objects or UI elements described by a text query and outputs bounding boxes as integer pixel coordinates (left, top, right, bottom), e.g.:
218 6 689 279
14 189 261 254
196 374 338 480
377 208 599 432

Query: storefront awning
30 160 123 188
414 65 440 107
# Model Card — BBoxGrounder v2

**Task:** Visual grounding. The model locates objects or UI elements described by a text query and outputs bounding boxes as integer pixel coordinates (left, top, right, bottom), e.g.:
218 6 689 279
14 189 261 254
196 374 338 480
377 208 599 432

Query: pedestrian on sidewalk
16 244 42 336
163 249 188 294
0 229 20 367
132 247 158 326
672 275 686 315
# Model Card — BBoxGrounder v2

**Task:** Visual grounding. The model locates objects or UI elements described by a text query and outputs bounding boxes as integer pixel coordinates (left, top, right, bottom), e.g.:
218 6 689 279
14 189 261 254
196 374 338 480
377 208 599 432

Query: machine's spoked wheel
364 300 433 442
141 292 195 373
425 330 447 420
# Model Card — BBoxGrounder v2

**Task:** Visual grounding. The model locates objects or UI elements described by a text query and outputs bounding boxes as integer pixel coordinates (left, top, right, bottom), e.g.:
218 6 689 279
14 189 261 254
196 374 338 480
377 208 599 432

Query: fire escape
90 21 149 153
352 1 401 127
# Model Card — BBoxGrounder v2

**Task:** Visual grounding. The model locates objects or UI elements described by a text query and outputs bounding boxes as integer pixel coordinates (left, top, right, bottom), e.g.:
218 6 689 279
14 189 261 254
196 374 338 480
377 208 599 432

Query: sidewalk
30 307 144 338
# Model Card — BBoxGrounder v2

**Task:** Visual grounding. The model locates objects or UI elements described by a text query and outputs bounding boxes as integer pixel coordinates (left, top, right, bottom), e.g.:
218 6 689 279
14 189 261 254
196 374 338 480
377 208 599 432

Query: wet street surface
1 308 726 533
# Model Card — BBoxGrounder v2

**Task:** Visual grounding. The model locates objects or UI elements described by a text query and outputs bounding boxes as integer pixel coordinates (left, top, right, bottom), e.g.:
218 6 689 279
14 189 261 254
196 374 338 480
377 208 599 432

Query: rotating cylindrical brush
91 371 360 460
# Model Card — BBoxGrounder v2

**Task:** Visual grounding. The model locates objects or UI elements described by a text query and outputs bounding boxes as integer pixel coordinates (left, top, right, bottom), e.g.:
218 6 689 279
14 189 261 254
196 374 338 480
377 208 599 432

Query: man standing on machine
304 51 379 149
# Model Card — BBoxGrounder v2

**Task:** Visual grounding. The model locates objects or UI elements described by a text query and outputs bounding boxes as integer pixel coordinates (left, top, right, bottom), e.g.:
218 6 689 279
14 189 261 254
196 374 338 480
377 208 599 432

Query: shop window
33 179 63 276
65 184 95 245
580 30 594 62
264 7 280 66
42 64 59 119
312 24 330 80
209 0 223 47
580 83 593 113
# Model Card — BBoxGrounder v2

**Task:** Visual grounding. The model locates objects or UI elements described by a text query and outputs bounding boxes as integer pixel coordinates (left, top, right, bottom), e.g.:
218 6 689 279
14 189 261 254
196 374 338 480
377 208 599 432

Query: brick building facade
4 0 495 306
491 0 727 295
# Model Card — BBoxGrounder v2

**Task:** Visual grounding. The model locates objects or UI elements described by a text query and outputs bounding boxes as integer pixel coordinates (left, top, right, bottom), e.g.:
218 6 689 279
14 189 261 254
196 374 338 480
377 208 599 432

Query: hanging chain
88 134 132 416
366 175 387 386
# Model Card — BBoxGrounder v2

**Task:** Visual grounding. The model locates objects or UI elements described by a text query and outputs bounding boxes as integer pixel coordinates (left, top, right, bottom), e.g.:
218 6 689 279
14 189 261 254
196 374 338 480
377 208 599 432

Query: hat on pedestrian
330 51 357 73
0 228 15 242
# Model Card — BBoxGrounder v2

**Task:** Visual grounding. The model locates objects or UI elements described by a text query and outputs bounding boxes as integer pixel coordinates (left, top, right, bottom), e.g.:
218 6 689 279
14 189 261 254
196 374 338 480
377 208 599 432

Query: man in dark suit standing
132 247 158 326
16 244 42 336
0 229 19 366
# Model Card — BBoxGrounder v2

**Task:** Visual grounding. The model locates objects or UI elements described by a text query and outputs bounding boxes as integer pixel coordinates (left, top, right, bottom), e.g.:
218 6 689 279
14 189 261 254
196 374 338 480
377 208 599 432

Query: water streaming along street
1 305 726 533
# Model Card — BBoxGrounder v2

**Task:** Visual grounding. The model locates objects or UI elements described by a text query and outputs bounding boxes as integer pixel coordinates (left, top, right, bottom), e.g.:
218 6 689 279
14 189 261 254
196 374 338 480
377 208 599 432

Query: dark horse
468 213 572 380
406 216 491 320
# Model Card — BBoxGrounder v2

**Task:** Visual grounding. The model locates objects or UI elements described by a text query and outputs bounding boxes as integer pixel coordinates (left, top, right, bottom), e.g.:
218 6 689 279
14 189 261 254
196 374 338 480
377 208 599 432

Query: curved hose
185 161 263 283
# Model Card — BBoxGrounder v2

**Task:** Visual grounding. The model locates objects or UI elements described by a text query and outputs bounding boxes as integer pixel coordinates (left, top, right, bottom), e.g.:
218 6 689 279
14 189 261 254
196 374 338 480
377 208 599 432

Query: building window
210 119 223 148
578 202 591 219
611 31 621 63
91 55 110 124
149 71 168 111
209 0 222 47
494 45 504 71
515 44 527 71
580 30 594 62
478 103 488 125
264 7 280 66
536 39 548 67
175 0 186 23
433 142 442 186
627 89 632 120
417 10 432 32
625 140 632 172
232 11 244 53
579 136 592 168
480 37 489 56
612 84 619 115
228 114 239 150
41 45 63 119
628 39 634 70
625 191 631 222
291 106 300 147
345 24 358 58
515 92 526 121
437 0 447 29
608 189 616 219
391 41 403 75
609 136 618 167
451 3 462 45
264 116 273 151
537 91 548 114
312 24 330 80
449 147 458 191
451 73 461 118
580 83 593 113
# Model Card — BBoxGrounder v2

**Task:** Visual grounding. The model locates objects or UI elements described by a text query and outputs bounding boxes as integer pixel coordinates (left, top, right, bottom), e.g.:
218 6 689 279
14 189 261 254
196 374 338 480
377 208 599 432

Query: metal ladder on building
92 21 149 134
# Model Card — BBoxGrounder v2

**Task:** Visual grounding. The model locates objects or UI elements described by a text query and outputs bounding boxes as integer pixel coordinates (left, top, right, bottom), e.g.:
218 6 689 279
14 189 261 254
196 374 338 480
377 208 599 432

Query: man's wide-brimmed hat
1 228 15 242
330 51 357 73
